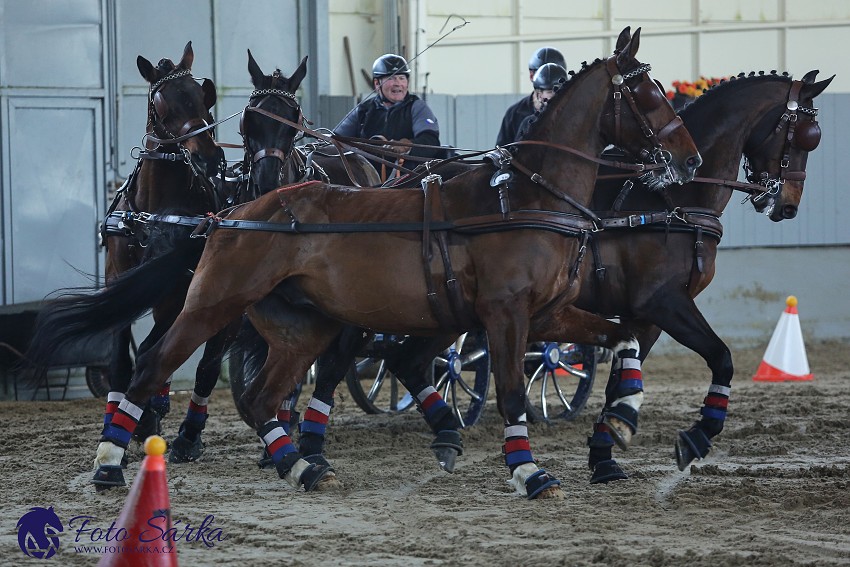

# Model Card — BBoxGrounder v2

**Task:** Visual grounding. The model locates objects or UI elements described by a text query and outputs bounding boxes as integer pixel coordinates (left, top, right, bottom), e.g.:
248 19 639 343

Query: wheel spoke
366 359 387 401
451 380 466 428
434 369 449 391
460 348 488 365
551 371 573 412
557 360 588 379
540 371 550 420
455 375 483 400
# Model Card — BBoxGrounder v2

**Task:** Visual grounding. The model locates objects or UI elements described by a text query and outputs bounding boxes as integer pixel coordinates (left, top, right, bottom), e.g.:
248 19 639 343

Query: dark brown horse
571 70 833 483
84 27 699 499
100 41 222 446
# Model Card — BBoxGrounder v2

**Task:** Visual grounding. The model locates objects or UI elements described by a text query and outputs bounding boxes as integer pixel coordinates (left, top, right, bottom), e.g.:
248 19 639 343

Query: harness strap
687 226 705 292
420 175 460 330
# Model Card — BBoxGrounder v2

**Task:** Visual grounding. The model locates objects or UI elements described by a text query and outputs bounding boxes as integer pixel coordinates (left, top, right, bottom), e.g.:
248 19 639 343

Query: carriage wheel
431 330 491 428
344 334 416 414
85 366 110 398
523 342 597 422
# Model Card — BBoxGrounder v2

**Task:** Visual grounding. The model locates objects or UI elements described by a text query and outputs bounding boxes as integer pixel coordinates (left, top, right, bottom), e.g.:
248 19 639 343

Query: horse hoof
169 432 203 463
257 449 275 469
602 415 633 450
589 459 628 484
314 472 343 492
525 468 562 500
675 428 711 471
536 485 566 500
430 430 463 472
432 446 459 473
300 463 333 492
92 465 125 491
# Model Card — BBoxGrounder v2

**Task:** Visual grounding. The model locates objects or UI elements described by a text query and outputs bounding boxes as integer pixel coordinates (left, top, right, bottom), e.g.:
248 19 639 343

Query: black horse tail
21 221 204 384
228 316 269 426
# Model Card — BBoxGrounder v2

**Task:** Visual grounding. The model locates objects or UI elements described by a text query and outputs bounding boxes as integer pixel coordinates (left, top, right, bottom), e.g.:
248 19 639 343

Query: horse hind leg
241 299 343 492
384 335 465 473
599 339 644 451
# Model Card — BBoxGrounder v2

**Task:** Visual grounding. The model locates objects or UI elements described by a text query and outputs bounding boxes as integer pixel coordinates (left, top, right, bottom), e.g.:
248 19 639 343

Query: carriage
24 31 830 499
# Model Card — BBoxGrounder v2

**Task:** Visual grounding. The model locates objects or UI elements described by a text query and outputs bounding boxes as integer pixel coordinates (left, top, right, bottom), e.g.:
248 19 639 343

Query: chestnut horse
91 27 700 500
575 70 833 483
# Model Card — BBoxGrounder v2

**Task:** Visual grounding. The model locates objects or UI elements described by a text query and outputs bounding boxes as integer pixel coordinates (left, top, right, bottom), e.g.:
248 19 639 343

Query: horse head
241 50 308 195
137 41 222 178
745 70 833 221
602 27 702 188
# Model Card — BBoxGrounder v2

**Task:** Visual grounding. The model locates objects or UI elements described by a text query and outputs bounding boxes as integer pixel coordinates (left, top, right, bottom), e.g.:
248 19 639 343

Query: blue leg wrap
525 469 561 500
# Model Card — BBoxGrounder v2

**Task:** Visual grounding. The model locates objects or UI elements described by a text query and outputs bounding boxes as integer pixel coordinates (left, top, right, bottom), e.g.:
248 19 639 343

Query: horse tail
21 222 204 384
228 316 269 426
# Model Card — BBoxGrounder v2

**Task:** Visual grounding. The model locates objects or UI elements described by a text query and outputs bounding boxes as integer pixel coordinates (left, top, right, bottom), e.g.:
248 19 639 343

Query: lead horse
98 41 223 447
577 69 833 482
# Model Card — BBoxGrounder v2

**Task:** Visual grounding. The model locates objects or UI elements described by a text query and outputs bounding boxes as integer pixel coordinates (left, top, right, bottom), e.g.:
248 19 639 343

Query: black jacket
335 94 441 159
495 94 535 147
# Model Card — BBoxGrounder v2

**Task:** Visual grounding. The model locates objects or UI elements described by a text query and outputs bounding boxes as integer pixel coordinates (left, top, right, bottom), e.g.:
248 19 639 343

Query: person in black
334 53 441 179
495 47 567 147
515 63 568 139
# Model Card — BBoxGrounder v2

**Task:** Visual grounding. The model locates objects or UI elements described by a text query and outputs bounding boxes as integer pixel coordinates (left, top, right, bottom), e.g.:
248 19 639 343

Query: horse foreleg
385 335 465 472
102 327 134 439
637 292 733 471
169 321 238 464
485 306 564 500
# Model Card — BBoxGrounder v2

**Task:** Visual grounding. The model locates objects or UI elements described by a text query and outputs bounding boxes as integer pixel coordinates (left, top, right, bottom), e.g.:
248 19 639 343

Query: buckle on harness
627 214 646 227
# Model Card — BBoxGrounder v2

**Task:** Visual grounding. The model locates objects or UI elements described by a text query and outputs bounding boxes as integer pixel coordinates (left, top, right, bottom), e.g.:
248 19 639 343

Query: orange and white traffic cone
98 436 178 567
752 295 813 382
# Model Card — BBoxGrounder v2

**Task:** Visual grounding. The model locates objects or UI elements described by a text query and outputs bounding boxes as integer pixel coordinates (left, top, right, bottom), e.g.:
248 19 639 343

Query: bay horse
574 69 833 483
98 41 223 450
81 27 700 499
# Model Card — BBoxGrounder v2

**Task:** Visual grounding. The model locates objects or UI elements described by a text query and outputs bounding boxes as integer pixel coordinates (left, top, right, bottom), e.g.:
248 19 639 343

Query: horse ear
137 55 157 83
179 41 194 71
802 74 834 100
615 27 631 52
289 56 309 92
800 70 819 84
247 49 264 87
202 79 217 110
616 27 641 66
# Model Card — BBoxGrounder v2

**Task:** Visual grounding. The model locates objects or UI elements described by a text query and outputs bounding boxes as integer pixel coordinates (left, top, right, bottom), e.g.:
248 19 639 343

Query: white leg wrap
283 458 311 489
611 391 644 412
507 462 539 497
94 441 125 469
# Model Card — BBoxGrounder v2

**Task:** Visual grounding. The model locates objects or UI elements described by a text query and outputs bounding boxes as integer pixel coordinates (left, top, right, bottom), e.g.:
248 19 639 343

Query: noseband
746 79 820 208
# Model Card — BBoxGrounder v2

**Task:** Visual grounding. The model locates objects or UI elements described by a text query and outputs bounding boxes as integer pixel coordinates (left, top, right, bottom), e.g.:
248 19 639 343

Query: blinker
792 120 821 151
633 80 667 111
153 91 169 119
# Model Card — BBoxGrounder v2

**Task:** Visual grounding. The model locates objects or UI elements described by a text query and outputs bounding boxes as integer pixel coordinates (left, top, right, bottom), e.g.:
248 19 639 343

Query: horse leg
169 321 238 463
92 289 251 490
239 295 343 491
383 335 465 472
585 321 661 483
485 304 564 500
102 326 134 435
296 326 371 467
635 291 733 471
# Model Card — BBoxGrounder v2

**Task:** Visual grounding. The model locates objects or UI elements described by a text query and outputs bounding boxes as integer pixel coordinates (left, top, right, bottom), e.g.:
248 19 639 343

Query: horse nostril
687 154 702 170
782 205 798 219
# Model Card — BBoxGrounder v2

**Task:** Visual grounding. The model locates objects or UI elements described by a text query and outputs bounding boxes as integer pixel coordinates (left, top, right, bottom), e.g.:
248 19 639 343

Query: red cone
98 436 178 566
752 296 813 382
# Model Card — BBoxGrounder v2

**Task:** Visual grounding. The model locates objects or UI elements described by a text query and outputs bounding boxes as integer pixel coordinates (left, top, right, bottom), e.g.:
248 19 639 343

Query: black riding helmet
532 63 567 90
528 47 566 72
372 53 411 79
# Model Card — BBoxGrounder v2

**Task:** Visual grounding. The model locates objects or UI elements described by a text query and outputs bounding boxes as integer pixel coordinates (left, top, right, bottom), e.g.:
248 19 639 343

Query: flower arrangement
665 76 726 100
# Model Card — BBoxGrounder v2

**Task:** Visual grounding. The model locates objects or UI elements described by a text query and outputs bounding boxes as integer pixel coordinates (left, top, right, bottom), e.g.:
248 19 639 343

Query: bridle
239 86 304 192
744 79 820 209
604 56 687 172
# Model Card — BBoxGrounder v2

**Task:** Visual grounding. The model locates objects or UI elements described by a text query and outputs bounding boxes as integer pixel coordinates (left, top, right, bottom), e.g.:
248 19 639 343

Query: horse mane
518 56 643 141
681 70 791 115
678 71 792 142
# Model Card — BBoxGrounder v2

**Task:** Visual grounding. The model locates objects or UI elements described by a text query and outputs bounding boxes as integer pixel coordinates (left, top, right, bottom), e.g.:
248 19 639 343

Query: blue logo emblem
17 506 64 559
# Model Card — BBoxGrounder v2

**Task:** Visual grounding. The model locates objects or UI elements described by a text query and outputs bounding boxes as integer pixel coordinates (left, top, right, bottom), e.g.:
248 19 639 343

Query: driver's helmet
532 63 567 90
528 47 566 72
372 54 411 79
